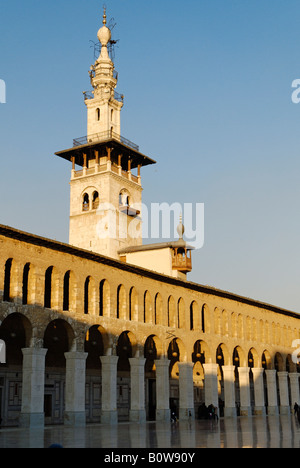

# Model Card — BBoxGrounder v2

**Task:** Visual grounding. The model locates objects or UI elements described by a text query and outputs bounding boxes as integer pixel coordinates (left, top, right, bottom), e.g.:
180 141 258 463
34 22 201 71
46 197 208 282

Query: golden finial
103 4 107 25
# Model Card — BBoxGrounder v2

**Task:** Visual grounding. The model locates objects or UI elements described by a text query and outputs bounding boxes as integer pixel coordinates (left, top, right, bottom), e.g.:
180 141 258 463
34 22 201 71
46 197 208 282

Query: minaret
55 8 156 259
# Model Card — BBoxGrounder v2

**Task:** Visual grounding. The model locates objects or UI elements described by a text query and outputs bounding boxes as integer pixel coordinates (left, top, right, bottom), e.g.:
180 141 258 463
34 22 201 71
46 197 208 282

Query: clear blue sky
1 0 300 312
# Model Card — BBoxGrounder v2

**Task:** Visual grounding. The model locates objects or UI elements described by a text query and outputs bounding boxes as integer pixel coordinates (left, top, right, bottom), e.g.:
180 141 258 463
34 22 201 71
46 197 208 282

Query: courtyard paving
0 415 299 449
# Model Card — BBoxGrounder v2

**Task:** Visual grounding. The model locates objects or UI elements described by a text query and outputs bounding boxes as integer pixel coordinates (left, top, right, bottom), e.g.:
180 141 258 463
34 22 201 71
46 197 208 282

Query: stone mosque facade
0 9 300 428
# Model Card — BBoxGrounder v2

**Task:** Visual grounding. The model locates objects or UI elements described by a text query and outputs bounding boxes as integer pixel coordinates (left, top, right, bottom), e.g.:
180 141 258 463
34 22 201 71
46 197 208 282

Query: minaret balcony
73 130 139 152
83 89 123 103
172 247 192 273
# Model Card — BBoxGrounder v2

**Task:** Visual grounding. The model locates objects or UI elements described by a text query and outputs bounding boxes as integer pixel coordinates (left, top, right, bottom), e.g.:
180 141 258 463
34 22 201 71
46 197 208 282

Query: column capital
237 366 250 375
289 372 300 382
277 371 289 378
222 365 236 374
203 363 219 374
251 367 265 376
154 358 170 369
265 369 277 376
129 357 146 367
64 351 88 361
22 347 48 357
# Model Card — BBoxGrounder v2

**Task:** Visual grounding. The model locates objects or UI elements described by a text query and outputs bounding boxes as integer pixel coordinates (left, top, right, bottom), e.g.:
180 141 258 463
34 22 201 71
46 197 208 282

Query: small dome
97 25 111 46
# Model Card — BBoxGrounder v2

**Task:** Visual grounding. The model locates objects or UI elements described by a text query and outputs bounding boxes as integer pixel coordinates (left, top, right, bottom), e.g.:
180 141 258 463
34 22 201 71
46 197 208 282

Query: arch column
129 357 146 423
277 371 290 414
265 370 279 415
19 348 48 428
64 351 88 426
178 362 195 420
238 367 251 416
100 355 119 424
155 358 170 421
289 373 300 408
203 363 219 408
251 368 266 416
222 365 237 418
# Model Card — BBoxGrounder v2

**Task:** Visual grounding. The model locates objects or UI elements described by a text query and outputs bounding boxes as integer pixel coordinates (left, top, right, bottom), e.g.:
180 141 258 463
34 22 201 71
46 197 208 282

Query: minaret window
92 191 99 210
82 193 90 212
96 108 100 121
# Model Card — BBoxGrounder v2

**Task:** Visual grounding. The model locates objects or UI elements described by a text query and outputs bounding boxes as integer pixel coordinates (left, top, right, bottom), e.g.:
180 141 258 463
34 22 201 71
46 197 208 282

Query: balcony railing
73 130 139 152
83 89 124 103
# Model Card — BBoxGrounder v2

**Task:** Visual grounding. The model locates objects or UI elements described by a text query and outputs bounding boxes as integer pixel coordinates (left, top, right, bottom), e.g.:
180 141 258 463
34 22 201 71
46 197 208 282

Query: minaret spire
85 6 123 138
102 5 107 25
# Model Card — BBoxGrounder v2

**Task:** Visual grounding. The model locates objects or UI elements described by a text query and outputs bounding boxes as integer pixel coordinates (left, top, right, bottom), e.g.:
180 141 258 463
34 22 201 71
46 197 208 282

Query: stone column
289 373 300 408
222 365 237 418
203 363 219 408
252 368 266 416
178 362 195 420
100 355 119 424
64 351 88 426
155 358 170 422
265 370 279 415
277 371 290 415
129 357 146 423
238 367 251 416
20 348 47 428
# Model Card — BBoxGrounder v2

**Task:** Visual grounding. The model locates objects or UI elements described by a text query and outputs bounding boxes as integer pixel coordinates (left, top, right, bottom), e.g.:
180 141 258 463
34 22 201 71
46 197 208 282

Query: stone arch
190 300 200 331
116 330 137 372
99 279 110 317
84 275 96 315
144 291 153 324
168 296 176 328
168 337 187 365
248 347 260 368
117 284 127 320
216 343 231 366
44 266 60 310
22 262 36 306
127 286 137 321
178 297 185 329
202 304 210 333
144 335 162 374
3 258 21 303
192 340 211 364
233 346 247 367
85 325 105 370
119 188 131 207
63 270 77 312
154 293 163 325
44 319 75 368
275 352 285 372
262 350 272 370
0 313 32 365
